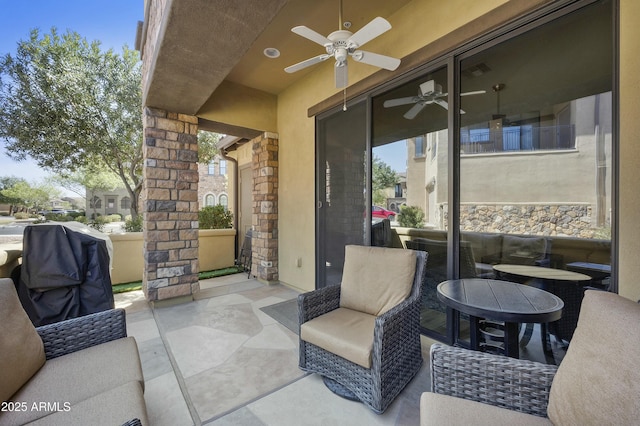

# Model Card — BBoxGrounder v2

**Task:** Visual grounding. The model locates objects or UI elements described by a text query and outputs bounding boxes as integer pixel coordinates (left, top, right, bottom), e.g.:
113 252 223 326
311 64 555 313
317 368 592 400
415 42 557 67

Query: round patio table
437 279 564 358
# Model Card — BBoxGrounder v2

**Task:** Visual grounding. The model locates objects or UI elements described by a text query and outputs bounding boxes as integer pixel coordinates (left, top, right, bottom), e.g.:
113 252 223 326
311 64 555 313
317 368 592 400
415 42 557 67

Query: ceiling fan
383 80 486 119
284 0 401 88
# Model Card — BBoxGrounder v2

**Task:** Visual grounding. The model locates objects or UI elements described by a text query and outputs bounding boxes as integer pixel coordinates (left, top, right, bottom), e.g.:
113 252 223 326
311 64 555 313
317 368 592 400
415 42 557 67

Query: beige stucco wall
618 0 640 301
109 233 144 284
109 229 236 284
198 229 237 272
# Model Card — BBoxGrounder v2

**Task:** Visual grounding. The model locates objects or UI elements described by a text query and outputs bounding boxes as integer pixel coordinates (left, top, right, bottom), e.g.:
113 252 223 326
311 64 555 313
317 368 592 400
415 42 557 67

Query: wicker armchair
421 290 640 425
298 245 427 414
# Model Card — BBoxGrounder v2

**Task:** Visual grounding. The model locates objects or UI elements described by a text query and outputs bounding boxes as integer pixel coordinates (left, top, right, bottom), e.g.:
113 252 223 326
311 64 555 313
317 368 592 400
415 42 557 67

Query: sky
0 0 143 195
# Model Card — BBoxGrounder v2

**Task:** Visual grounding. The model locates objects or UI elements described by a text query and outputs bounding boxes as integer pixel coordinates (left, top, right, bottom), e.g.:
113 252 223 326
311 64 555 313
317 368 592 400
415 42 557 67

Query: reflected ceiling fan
383 80 486 119
284 0 400 88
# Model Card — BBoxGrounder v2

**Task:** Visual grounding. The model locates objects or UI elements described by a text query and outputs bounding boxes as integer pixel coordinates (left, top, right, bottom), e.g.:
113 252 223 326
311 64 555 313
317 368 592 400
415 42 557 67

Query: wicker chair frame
36 308 128 360
298 250 428 414
430 343 558 417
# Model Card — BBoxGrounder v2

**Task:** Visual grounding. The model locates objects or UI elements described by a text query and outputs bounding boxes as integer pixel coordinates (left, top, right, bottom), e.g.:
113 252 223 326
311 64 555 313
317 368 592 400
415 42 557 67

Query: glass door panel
316 100 368 287
372 66 449 339
458 0 613 346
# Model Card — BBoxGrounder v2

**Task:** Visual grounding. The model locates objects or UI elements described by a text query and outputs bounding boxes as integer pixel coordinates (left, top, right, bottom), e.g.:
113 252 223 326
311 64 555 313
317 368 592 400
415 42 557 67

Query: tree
372 156 399 206
0 180 60 213
198 131 221 164
0 176 26 215
0 29 143 217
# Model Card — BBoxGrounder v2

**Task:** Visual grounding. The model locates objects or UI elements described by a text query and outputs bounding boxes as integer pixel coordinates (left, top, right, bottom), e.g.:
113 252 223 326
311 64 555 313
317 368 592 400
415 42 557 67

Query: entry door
316 100 368 287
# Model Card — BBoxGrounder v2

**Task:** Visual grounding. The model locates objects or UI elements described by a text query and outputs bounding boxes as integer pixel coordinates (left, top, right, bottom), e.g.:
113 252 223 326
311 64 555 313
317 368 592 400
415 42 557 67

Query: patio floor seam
151 304 203 426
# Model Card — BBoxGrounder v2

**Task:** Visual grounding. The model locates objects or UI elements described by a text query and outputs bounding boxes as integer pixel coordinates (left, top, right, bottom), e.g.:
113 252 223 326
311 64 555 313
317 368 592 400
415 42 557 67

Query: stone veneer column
252 132 279 284
142 107 200 303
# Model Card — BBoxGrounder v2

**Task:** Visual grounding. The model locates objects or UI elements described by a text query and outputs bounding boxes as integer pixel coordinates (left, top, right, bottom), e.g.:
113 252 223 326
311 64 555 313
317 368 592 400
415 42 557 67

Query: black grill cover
17 222 114 326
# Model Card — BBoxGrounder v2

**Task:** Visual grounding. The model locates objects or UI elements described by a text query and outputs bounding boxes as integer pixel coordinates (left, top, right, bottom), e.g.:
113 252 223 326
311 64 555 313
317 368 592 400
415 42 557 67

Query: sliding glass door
316 100 368 287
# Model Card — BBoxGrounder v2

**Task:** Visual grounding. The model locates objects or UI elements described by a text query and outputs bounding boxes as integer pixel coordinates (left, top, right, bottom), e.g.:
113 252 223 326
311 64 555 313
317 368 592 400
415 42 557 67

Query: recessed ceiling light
263 47 280 58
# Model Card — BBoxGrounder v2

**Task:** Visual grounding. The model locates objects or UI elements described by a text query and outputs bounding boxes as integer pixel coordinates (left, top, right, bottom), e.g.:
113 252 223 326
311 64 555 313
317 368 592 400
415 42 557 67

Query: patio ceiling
141 0 412 117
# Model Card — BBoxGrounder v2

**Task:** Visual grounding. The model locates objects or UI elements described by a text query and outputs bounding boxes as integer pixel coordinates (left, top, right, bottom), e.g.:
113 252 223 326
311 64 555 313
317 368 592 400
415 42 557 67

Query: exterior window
219 160 227 175
121 197 131 209
415 136 425 158
90 196 102 209
205 194 215 206
219 194 228 210
208 162 215 175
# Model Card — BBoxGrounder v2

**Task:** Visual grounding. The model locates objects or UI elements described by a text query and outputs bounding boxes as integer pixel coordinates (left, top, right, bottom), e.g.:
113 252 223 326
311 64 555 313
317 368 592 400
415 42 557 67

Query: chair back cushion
340 245 417 316
500 235 548 265
0 278 45 402
547 290 640 424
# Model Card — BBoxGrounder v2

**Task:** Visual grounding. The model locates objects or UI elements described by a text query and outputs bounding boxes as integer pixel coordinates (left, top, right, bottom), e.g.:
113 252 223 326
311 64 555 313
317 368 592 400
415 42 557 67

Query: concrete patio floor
115 273 430 426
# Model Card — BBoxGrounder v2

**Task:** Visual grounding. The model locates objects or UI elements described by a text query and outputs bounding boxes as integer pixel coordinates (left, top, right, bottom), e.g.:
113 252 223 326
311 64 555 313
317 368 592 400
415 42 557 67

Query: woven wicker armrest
36 309 127 360
298 284 341 324
121 419 142 426
373 293 422 365
430 343 558 417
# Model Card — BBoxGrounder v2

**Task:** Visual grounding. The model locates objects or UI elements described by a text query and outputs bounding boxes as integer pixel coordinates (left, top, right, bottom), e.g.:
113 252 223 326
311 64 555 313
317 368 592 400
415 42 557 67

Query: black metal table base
322 376 361 402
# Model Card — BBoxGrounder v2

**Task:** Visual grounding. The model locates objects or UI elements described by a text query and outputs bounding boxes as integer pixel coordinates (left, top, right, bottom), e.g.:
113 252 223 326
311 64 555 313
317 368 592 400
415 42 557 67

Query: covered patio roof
137 0 413 131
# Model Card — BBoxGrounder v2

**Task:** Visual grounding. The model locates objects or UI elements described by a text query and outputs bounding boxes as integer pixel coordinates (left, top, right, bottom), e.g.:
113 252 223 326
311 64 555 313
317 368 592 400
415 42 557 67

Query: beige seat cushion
26 381 149 426
2 336 144 425
339 245 416 316
420 392 552 426
0 278 45 403
547 290 640 425
301 307 376 368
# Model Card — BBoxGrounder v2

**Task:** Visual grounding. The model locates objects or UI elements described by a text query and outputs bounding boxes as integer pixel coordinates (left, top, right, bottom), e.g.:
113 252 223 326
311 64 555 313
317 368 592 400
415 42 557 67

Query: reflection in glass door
458 0 613 346
372 66 450 339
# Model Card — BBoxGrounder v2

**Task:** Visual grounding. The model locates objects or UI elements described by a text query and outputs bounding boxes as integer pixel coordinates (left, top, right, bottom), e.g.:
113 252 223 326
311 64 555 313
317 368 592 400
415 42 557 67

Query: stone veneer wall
458 204 608 238
142 107 200 302
252 133 278 283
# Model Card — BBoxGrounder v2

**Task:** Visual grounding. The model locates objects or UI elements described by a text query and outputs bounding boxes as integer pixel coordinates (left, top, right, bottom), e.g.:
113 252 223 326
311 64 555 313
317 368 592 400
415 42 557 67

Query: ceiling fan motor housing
420 80 442 96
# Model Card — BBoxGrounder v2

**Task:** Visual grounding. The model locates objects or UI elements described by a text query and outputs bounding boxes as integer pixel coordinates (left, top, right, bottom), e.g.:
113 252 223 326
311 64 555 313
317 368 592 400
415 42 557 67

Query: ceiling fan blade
284 54 330 73
404 103 427 120
434 99 449 110
351 50 400 71
335 62 348 88
383 97 419 108
291 26 332 46
348 17 392 48
460 90 487 96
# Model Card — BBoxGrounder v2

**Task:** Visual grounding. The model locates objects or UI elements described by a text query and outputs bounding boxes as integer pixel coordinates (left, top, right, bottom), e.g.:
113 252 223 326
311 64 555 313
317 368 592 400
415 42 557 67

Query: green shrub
76 215 87 224
124 215 143 232
398 205 425 228
199 205 233 229
106 214 122 222
13 212 30 220
89 215 109 232
44 213 74 222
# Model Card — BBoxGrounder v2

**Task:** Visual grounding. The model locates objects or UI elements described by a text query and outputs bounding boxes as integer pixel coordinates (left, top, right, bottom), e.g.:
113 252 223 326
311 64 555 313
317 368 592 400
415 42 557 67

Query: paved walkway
115 274 429 426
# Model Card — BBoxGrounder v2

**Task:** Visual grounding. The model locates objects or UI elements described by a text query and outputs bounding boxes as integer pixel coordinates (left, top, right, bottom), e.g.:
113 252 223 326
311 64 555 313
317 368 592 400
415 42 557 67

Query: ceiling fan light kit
284 2 401 89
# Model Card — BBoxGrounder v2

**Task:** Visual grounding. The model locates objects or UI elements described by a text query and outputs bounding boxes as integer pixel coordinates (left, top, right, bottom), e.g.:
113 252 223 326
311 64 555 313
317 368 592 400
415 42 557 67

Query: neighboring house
86 187 133 219
86 154 230 218
136 0 640 317
198 154 230 210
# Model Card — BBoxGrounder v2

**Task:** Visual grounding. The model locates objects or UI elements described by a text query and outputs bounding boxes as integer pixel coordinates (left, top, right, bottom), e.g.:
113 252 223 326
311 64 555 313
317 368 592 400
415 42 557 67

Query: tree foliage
372 156 398 192
0 179 61 213
0 28 143 216
198 131 221 164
